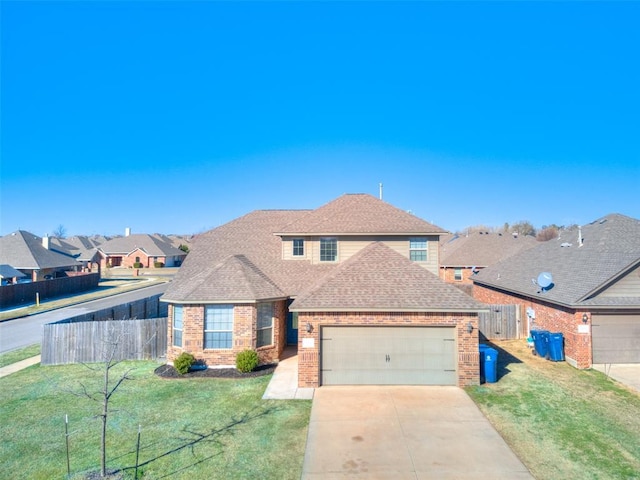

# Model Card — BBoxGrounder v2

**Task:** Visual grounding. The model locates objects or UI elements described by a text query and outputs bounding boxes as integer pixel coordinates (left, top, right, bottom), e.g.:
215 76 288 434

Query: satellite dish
537 272 553 289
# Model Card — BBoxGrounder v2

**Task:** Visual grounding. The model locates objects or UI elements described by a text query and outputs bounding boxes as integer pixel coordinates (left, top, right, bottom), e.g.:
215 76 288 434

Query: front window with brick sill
204 305 233 349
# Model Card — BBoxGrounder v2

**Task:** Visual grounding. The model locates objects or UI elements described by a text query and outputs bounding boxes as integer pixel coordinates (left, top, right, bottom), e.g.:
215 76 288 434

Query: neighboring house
97 231 188 269
472 213 640 368
439 231 538 284
152 233 193 252
0 230 83 281
49 235 103 271
0 264 26 285
162 194 487 388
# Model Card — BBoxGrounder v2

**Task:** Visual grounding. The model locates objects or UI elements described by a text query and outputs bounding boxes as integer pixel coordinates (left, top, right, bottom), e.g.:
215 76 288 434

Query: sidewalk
0 355 41 378
262 347 314 400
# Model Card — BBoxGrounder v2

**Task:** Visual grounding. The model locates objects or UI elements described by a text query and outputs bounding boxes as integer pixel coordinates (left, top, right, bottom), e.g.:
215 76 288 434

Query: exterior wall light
582 313 589 324
467 322 474 334
305 322 313 333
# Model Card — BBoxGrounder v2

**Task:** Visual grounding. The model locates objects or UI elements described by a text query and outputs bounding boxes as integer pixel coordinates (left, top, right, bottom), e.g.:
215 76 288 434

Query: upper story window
454 268 463 281
293 238 305 257
320 238 337 262
173 305 183 347
257 302 274 347
409 238 427 262
204 305 234 349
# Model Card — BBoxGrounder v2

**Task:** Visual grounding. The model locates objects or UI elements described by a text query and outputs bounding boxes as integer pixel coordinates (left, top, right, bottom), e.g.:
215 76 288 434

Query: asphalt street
0 283 168 353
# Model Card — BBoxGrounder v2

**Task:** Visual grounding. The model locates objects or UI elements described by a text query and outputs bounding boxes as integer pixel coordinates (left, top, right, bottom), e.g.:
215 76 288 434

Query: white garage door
592 314 640 363
321 326 457 385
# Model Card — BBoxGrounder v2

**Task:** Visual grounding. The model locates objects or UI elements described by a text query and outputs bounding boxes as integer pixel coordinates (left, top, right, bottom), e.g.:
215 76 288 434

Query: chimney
125 227 131 237
42 235 50 249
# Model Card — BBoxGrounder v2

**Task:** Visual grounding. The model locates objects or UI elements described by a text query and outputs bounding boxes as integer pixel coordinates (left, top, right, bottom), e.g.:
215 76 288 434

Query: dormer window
320 238 337 262
293 238 305 257
409 238 427 262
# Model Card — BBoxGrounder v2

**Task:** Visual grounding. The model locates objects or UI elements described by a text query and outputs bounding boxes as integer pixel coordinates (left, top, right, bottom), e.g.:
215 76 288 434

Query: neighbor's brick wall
440 267 476 284
296 311 480 388
167 301 287 367
473 284 592 368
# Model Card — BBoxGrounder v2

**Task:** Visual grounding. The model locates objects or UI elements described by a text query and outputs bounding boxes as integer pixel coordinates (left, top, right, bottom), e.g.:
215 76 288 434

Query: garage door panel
592 314 640 364
321 326 457 385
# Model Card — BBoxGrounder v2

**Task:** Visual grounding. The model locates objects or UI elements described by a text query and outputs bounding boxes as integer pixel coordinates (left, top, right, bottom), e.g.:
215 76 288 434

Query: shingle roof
472 214 640 307
0 231 82 270
163 196 454 306
290 242 485 312
440 232 538 267
276 194 447 235
162 209 334 303
98 234 186 257
174 255 286 303
0 264 26 279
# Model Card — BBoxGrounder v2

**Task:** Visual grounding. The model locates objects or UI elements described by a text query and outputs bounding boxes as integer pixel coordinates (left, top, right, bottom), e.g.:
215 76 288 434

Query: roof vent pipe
125 227 131 237
379 182 383 200
578 226 583 247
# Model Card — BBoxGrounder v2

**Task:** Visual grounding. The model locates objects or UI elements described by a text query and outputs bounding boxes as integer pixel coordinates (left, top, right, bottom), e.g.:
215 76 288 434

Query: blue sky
2 1 638 237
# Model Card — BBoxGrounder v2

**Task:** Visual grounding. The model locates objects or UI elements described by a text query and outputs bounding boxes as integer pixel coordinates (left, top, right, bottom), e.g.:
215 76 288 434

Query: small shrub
236 349 259 373
133 262 144 269
174 352 196 375
154 262 165 268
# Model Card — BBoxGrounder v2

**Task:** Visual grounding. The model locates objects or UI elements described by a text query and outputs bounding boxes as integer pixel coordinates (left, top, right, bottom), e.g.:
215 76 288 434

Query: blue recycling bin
479 344 489 383
548 333 565 361
484 347 498 383
531 330 550 358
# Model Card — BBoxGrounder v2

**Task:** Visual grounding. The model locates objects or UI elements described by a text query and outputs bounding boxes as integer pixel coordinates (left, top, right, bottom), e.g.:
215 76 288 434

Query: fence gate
478 304 520 340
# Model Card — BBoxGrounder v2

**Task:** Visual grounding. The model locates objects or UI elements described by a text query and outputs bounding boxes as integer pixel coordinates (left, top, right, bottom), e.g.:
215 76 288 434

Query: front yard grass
466 339 640 480
0 361 311 479
0 343 40 368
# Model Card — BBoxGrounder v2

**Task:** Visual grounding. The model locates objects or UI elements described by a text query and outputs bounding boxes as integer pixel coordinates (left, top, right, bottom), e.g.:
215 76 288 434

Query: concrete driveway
302 386 534 479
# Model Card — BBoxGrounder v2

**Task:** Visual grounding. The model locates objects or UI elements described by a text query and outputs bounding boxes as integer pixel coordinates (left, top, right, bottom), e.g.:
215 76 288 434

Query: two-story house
161 194 486 388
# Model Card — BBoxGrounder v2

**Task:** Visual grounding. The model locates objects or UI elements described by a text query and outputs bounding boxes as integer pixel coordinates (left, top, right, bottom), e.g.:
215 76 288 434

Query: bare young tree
52 224 68 239
67 334 135 478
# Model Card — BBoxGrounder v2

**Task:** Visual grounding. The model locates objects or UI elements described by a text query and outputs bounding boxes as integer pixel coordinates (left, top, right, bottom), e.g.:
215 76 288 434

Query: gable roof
0 231 82 270
275 194 447 236
440 231 538 267
472 213 640 307
98 234 187 257
291 242 484 312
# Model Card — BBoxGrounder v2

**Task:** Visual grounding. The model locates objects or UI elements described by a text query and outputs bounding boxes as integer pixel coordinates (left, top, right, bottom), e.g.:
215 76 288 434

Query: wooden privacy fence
58 294 168 323
0 273 100 309
478 304 522 340
42 317 167 365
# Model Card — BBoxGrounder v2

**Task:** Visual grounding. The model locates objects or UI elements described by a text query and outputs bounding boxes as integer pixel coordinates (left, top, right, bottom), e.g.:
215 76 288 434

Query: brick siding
440 266 476 284
296 311 480 388
473 284 592 368
167 300 287 367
